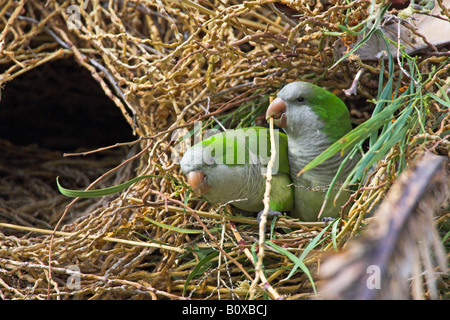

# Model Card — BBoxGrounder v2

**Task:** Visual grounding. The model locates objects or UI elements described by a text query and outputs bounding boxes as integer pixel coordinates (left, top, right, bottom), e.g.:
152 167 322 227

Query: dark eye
297 96 305 103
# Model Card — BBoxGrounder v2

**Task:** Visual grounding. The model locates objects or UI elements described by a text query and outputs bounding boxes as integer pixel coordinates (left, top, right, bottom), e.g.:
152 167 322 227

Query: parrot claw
256 210 283 227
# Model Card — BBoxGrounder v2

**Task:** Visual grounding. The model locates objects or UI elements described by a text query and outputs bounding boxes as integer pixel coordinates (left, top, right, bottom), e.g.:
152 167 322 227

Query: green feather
306 84 353 142
268 174 294 212
197 126 290 174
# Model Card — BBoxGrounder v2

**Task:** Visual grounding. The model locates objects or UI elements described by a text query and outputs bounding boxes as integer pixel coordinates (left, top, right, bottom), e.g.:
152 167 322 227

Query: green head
266 81 353 142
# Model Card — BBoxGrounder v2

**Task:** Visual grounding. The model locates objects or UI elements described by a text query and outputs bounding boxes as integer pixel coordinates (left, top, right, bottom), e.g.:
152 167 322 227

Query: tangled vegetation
0 0 448 300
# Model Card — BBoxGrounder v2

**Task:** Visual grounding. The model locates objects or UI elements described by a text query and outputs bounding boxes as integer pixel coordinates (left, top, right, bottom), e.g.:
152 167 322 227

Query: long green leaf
260 221 336 295
265 240 317 294
56 175 159 198
436 82 450 104
282 220 336 281
142 216 209 234
134 231 181 248
331 219 340 251
299 98 403 176
183 250 220 296
298 220 335 261
429 93 450 108
330 5 389 69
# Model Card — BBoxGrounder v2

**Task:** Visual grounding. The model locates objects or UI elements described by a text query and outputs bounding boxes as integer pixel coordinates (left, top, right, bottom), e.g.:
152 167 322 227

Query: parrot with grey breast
266 81 359 221
180 127 294 219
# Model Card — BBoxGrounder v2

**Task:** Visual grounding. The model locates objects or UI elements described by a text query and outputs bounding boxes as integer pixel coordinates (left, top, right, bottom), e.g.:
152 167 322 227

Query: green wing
269 174 294 212
197 126 290 174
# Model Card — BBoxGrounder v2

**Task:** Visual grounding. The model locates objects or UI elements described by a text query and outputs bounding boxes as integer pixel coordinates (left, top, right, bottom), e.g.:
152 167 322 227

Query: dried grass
0 0 448 300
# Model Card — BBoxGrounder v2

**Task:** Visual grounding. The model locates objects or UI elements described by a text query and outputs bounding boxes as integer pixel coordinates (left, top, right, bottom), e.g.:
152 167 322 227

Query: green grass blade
251 242 258 268
298 221 335 261
133 231 182 249
331 218 340 251
56 175 160 198
330 5 389 69
183 250 220 296
435 82 450 104
299 98 404 175
264 220 337 294
142 216 212 234
429 93 450 108
265 240 317 294
443 230 450 243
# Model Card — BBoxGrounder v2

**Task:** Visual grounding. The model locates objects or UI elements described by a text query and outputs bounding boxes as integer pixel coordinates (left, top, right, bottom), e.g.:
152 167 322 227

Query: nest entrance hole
0 58 135 152
0 59 136 229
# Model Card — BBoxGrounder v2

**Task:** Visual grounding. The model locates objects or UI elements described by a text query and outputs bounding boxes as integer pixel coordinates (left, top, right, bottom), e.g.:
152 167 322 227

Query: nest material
319 152 449 300
0 0 449 300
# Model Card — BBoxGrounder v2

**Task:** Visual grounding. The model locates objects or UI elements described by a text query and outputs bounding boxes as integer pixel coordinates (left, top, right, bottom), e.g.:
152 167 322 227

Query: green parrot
180 127 294 220
266 81 359 222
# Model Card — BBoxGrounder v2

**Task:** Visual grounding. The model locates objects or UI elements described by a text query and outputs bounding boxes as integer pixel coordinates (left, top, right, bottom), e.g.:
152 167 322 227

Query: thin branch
249 117 282 300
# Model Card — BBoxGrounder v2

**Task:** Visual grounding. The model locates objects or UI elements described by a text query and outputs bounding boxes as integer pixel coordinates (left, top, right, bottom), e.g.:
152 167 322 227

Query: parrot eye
297 96 305 103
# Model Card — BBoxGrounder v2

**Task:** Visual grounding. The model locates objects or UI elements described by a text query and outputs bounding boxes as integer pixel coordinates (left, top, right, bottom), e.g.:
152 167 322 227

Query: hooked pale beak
266 97 287 128
186 170 211 194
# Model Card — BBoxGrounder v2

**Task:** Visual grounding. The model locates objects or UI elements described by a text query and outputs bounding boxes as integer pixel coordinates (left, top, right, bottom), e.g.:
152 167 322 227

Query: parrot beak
266 97 287 128
187 170 211 194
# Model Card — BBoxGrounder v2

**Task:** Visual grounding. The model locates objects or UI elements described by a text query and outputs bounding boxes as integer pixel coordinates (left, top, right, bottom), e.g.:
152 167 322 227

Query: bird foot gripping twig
256 210 283 227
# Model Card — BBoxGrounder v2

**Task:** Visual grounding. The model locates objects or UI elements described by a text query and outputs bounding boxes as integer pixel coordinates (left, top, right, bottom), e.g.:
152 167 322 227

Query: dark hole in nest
0 58 136 229
0 58 135 152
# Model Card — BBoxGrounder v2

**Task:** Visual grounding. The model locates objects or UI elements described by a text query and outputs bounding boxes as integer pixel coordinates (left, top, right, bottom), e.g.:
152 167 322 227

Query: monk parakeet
266 81 359 221
180 127 294 218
